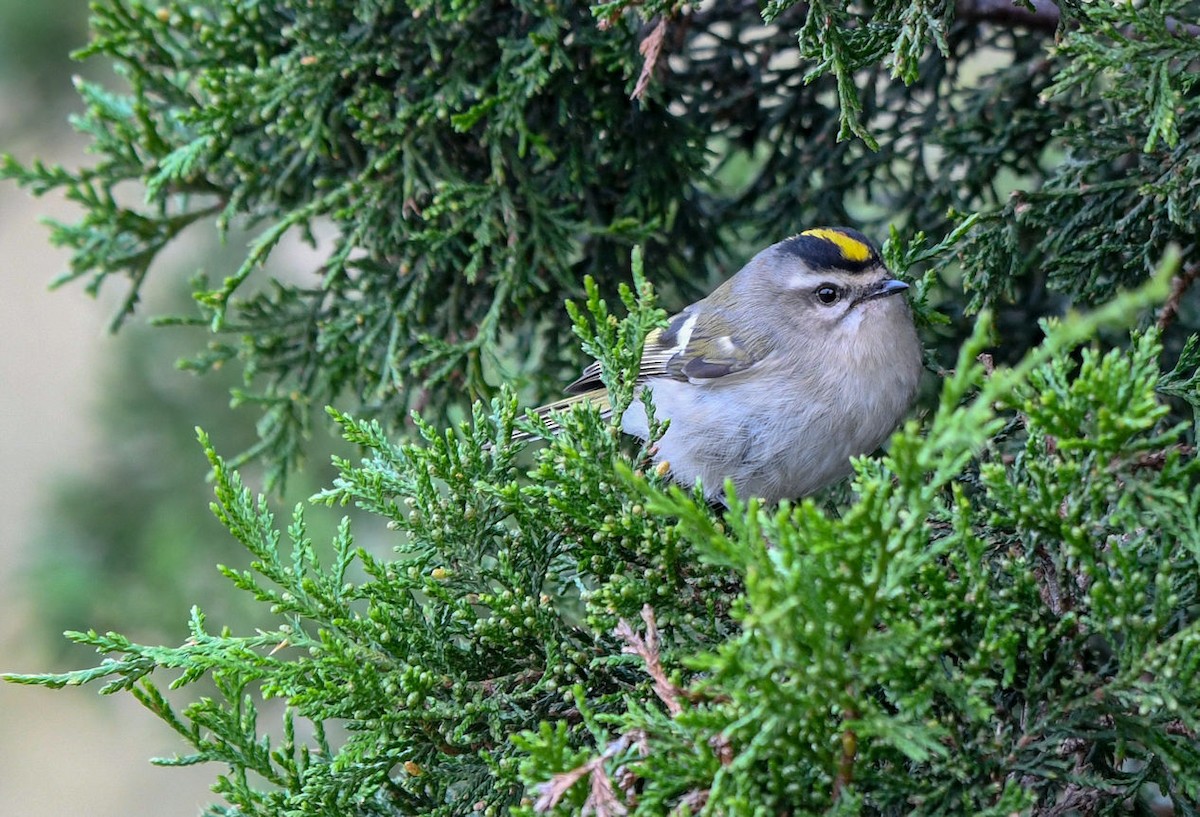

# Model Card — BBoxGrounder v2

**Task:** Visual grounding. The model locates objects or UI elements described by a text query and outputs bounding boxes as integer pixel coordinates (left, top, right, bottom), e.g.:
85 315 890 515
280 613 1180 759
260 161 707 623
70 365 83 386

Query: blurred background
0 3 351 813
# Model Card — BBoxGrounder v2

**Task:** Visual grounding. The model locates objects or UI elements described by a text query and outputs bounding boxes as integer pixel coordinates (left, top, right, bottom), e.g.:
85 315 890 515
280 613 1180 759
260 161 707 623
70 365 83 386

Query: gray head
723 227 911 341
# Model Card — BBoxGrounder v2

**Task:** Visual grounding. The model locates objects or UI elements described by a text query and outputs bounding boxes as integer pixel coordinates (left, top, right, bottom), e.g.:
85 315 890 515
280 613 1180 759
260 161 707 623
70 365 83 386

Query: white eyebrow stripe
787 272 822 290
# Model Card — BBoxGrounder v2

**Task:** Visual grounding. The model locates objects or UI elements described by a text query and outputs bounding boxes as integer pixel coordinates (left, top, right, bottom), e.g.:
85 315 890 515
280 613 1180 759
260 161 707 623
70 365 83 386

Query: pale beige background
0 129 218 812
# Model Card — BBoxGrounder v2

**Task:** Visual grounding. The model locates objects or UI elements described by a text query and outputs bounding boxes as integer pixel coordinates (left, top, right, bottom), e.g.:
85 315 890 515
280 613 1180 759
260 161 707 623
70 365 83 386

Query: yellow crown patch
800 228 873 263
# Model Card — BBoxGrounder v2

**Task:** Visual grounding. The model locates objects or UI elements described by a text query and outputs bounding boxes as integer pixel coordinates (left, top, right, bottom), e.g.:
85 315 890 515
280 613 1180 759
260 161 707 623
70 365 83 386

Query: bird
526 227 923 505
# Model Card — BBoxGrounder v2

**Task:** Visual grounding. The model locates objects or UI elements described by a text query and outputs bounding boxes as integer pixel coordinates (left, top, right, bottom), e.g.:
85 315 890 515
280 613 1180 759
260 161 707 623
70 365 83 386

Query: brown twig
978 352 995 376
832 718 858 800
1156 262 1200 331
632 17 669 101
1131 444 1197 472
534 730 649 815
615 605 685 715
1033 781 1121 817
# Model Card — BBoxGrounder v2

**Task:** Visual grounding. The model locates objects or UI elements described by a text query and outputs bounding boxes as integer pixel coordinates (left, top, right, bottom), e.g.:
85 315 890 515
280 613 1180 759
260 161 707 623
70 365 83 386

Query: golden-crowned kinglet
530 227 923 504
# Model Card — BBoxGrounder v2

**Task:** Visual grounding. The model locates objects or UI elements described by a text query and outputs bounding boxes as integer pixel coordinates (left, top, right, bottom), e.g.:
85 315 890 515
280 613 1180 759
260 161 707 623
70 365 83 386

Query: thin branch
832 719 858 801
633 18 669 101
615 605 684 715
1156 262 1200 331
534 730 648 815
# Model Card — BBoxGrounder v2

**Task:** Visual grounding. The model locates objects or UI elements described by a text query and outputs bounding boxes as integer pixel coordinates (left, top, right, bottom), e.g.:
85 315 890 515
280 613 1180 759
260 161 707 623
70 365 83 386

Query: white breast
622 305 921 504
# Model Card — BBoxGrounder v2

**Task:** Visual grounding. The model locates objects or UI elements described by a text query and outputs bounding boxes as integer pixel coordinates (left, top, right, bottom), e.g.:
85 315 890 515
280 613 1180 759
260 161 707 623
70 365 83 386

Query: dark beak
857 278 909 304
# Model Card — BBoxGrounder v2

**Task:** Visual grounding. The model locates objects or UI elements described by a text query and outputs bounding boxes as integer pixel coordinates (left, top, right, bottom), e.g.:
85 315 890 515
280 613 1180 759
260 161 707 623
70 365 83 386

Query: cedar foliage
5 1 1200 815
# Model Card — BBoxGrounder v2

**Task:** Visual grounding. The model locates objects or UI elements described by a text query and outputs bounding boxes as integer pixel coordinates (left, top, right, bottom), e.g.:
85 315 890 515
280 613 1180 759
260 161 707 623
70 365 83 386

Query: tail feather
514 389 613 440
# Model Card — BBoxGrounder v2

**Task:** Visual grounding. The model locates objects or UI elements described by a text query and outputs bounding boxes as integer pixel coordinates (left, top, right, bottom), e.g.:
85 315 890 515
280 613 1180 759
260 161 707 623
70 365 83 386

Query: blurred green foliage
0 0 91 138
26 279 269 650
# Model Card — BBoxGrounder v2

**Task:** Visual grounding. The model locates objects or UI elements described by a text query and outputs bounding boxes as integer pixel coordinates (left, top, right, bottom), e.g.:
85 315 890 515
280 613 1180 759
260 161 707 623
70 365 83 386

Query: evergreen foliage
5 0 1200 815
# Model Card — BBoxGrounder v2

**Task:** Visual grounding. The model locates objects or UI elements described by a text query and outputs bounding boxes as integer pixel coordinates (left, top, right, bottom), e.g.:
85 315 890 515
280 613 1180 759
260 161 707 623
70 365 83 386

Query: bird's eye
815 284 840 305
